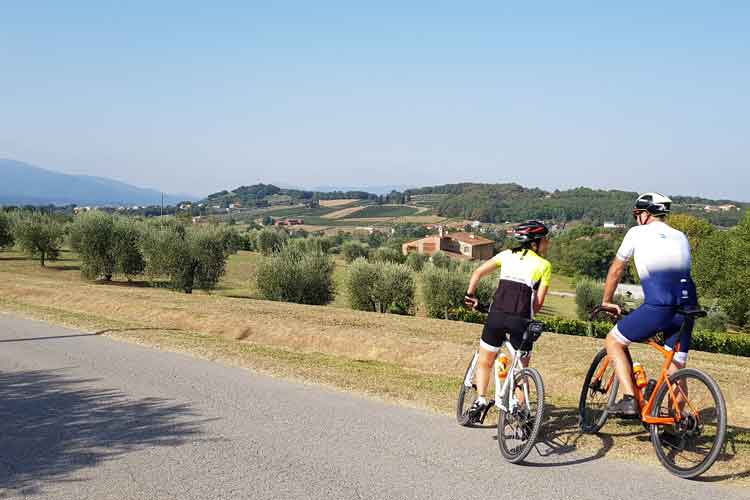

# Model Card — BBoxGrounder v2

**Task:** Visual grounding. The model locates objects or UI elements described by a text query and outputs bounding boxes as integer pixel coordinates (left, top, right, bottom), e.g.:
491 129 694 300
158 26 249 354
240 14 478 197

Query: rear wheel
498 368 545 463
456 352 479 426
650 368 727 479
579 348 618 433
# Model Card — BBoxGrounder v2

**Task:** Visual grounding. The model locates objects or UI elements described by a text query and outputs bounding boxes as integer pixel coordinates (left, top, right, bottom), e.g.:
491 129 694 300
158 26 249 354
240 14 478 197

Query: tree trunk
40 251 45 267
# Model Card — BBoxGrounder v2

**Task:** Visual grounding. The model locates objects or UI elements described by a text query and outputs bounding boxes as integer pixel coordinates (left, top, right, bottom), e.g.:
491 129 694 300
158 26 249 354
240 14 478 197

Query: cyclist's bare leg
475 347 498 401
605 331 636 397
668 358 688 414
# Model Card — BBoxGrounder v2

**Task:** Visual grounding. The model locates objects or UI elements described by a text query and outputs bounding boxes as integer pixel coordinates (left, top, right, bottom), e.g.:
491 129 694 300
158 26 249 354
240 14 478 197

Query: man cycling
602 193 698 416
463 220 552 420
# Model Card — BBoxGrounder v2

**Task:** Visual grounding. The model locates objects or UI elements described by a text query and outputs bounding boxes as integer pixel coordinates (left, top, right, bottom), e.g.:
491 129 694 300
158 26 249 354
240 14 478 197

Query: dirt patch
322 206 366 219
319 199 360 208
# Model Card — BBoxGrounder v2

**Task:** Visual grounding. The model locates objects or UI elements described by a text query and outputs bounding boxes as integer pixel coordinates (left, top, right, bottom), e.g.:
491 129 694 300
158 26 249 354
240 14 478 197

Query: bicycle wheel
578 348 619 434
456 352 479 426
649 368 727 479
498 368 545 463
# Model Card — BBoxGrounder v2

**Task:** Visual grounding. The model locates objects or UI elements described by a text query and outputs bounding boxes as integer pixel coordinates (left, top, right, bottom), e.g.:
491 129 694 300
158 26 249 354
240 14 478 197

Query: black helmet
634 192 672 216
512 220 549 244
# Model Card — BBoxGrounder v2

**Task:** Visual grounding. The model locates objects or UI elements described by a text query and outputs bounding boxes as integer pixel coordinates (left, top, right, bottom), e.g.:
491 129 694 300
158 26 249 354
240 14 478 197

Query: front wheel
579 348 619 434
456 352 480 426
498 368 545 463
649 368 727 479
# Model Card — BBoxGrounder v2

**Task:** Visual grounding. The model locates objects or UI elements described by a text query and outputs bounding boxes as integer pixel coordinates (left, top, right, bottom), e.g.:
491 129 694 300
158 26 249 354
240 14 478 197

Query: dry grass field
1 250 748 484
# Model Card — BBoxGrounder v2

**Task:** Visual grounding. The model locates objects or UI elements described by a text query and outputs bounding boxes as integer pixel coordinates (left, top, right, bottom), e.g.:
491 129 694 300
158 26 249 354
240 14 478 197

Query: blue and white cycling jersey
615 221 697 306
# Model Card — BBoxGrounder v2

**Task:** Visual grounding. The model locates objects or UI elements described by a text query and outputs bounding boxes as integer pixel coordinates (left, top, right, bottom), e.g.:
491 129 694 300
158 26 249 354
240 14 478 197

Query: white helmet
634 192 672 216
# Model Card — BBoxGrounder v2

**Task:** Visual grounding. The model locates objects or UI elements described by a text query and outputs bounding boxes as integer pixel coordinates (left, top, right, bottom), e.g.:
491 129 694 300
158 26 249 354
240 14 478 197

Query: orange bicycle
578 305 727 479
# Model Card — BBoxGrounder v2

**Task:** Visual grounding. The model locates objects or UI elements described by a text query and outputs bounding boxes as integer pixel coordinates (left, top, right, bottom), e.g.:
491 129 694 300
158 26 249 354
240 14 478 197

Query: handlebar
589 305 631 321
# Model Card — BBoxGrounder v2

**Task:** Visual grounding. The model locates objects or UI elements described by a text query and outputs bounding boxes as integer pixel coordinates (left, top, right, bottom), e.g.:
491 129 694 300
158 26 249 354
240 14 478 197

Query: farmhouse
402 226 495 261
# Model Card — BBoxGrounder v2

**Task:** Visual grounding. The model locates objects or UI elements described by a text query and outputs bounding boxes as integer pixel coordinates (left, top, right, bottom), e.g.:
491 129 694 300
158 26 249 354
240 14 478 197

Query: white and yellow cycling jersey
489 248 551 319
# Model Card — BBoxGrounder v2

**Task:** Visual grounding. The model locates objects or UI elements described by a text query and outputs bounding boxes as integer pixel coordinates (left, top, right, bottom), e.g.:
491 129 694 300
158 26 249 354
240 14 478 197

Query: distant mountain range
0 159 194 206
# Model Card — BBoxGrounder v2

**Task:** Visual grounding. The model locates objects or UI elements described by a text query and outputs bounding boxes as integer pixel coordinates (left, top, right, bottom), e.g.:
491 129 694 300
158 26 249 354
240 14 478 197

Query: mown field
0 250 748 484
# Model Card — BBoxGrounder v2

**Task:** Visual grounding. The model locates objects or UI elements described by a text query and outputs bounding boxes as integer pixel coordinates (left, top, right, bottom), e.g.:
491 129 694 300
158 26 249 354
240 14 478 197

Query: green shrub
695 304 729 333
371 247 405 264
429 251 453 269
421 265 493 319
256 228 287 255
346 259 416 315
372 263 416 314
575 278 625 320
256 245 335 305
405 252 428 272
341 240 370 263
70 212 118 280
0 212 13 249
10 212 65 266
113 218 145 280
142 225 228 293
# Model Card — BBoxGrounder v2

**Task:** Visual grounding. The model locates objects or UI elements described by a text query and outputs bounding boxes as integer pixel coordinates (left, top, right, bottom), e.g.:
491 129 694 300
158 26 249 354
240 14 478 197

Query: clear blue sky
1 2 748 200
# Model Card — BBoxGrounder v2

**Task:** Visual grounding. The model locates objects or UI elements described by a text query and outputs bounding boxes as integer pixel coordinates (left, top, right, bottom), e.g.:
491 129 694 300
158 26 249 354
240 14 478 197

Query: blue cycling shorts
611 304 693 356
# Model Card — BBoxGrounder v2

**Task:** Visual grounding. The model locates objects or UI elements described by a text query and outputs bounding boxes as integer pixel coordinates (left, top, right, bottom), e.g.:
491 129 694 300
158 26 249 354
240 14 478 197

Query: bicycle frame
463 341 529 414
592 340 697 425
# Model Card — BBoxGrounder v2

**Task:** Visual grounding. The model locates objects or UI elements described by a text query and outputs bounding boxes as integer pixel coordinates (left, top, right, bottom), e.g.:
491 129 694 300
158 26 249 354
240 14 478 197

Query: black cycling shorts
480 312 532 353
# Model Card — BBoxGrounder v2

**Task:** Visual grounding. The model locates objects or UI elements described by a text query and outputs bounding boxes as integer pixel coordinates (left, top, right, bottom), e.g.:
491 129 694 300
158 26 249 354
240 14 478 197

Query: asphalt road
0 314 745 500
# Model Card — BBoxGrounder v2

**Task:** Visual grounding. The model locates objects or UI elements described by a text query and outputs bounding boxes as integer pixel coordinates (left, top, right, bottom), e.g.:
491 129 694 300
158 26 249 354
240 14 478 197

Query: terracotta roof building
402 227 495 261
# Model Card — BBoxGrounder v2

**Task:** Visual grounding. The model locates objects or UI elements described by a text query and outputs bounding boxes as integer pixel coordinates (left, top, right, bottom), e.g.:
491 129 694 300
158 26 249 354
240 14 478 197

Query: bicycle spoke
651 369 726 477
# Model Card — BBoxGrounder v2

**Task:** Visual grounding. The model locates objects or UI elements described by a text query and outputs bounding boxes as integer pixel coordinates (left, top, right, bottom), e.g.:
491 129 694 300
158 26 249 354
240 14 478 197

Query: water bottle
633 362 647 389
496 353 510 380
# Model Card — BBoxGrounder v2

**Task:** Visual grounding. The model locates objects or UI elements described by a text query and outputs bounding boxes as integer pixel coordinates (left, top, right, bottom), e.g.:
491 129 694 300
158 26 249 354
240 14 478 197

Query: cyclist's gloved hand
464 293 479 310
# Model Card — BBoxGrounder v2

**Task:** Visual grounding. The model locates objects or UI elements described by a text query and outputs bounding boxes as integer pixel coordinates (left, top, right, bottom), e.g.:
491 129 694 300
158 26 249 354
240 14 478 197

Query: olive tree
11 212 65 266
70 213 145 281
256 244 335 305
345 259 416 315
142 225 228 293
341 240 370 263
0 212 14 249
421 265 493 319
256 228 287 256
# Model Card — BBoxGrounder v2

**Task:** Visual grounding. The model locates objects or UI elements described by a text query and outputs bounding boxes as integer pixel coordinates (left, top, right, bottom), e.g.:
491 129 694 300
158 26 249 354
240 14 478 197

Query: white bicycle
456 318 545 463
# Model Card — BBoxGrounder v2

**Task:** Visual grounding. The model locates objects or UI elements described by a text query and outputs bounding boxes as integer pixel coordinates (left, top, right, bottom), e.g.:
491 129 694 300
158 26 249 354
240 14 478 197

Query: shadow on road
0 368 210 496
0 327 183 344
522 404 615 467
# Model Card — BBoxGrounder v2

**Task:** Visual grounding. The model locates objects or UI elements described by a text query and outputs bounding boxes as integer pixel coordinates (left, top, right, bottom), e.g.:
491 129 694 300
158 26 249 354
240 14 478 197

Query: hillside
406 184 748 226
0 159 191 206
203 184 380 209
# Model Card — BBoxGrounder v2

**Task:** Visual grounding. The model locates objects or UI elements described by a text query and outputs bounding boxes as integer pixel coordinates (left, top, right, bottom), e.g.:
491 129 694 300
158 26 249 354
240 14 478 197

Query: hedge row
446 308 750 357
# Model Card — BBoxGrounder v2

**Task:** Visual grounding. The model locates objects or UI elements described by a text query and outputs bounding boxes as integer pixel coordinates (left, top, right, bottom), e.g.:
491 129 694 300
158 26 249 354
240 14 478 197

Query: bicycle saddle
676 304 707 319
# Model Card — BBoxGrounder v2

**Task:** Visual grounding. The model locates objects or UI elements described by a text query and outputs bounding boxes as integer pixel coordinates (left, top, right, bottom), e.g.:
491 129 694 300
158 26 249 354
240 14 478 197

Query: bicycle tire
456 352 479 426
497 368 545 463
578 348 619 434
649 368 727 479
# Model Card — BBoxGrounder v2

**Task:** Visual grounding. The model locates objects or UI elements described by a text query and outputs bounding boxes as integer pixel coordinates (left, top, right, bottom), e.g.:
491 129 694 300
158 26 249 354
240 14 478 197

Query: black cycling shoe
608 395 639 417
467 399 489 423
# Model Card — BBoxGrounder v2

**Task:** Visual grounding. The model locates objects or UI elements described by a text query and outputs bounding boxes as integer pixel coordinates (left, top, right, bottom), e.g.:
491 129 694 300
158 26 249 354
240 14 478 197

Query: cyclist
463 220 552 421
601 193 698 416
